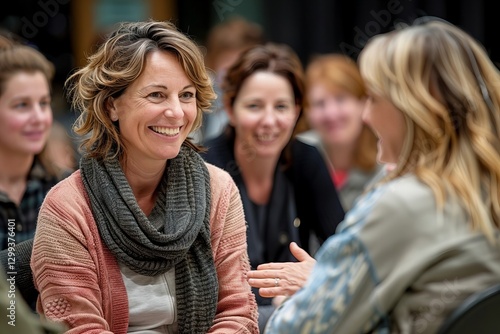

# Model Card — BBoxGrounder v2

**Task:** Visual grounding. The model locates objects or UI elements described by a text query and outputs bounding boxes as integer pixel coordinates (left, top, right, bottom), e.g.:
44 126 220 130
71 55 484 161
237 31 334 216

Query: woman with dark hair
202 42 344 331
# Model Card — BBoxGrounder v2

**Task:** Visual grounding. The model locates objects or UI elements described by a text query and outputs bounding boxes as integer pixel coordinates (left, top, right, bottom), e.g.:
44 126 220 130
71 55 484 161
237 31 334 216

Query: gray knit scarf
80 145 218 333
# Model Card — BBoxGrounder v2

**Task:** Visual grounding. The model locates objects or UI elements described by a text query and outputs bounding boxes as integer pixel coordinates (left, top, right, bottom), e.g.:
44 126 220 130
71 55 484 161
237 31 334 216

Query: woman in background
300 54 380 211
0 38 60 251
202 42 344 331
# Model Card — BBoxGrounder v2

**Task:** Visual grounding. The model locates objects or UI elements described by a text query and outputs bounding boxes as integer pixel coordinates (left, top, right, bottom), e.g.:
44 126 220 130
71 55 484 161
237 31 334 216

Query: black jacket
201 130 345 305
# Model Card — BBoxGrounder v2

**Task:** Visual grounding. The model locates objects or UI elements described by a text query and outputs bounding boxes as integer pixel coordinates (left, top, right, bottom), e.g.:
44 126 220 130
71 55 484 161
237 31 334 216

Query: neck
325 142 356 171
0 151 34 184
0 151 34 204
234 139 278 204
120 156 166 214
234 140 278 181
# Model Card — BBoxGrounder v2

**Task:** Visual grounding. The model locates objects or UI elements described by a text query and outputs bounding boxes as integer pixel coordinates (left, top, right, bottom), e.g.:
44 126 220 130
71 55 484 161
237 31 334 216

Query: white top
120 263 178 334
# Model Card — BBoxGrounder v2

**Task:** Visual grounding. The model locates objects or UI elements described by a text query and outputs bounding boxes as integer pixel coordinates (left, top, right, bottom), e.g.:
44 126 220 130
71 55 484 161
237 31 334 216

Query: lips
150 126 181 136
23 130 46 140
256 133 279 142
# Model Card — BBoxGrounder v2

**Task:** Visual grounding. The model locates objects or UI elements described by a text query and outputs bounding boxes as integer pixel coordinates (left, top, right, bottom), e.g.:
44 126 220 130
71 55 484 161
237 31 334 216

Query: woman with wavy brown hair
265 18 500 333
31 20 258 333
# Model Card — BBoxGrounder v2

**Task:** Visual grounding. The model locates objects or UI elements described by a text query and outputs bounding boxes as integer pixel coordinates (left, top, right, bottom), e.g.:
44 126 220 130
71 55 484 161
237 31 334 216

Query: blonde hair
66 20 216 160
305 54 378 171
359 19 500 242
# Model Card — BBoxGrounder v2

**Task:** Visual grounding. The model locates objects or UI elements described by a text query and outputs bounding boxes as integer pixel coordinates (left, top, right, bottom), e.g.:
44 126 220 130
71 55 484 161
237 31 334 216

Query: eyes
245 101 293 112
310 94 349 109
13 98 51 111
146 90 196 102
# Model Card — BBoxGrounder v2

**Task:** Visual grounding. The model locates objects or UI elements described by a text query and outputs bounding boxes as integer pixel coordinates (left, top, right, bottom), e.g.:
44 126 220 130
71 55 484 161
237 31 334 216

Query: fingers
289 242 313 262
259 287 283 298
247 277 279 288
247 269 280 279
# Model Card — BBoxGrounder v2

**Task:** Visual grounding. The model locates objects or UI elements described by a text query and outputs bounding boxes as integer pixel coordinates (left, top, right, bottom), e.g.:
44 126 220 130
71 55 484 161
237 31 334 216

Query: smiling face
227 71 299 159
0 71 53 157
307 82 365 147
362 92 406 164
109 50 197 166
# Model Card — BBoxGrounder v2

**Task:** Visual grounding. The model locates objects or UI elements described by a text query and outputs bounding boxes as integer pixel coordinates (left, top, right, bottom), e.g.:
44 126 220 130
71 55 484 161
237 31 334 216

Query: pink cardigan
31 164 258 333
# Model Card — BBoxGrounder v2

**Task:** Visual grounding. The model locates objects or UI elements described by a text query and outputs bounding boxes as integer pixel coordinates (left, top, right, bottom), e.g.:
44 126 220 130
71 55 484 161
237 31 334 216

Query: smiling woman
201 42 345 332
30 20 258 333
0 33 64 313
0 40 61 250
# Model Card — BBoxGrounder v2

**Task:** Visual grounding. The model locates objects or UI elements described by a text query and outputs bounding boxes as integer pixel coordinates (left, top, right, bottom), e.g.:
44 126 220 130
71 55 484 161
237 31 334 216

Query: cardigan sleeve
207 165 259 334
31 181 115 334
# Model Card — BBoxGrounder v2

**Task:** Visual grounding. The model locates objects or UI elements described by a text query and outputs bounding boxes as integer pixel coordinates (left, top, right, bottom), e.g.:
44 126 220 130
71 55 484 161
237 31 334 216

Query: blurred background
1 0 497 124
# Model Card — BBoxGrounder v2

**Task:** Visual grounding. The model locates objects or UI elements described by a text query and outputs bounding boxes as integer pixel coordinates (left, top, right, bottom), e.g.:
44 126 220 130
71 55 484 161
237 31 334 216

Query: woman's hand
247 242 316 298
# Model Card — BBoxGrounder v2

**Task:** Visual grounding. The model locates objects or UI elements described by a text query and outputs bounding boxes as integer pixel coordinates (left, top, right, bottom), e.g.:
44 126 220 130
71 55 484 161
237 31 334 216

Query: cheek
3 114 30 132
277 114 298 133
233 111 258 130
186 103 198 120
45 110 54 127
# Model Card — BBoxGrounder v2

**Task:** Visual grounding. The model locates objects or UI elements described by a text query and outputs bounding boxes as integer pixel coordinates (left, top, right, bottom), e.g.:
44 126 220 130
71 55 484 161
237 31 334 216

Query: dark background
1 0 497 118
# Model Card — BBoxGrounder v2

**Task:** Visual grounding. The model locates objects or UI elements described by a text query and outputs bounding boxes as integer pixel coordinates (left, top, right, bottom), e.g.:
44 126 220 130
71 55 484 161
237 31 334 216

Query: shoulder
295 130 323 148
288 137 331 181
206 162 233 186
41 170 90 219
205 162 239 202
44 170 86 200
291 136 323 156
341 175 438 234
289 137 326 168
358 175 434 211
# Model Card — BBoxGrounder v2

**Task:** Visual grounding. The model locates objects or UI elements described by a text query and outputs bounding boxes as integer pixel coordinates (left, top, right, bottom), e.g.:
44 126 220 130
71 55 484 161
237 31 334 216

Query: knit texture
31 164 259 333
80 145 218 333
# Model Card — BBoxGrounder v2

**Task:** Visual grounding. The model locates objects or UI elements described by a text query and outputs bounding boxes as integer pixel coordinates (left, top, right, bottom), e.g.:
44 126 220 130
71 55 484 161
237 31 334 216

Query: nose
261 106 278 126
164 96 184 119
32 103 52 123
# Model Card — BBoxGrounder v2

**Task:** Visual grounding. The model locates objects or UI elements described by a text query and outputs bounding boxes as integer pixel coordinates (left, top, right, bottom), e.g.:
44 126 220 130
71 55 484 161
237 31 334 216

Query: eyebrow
143 84 195 91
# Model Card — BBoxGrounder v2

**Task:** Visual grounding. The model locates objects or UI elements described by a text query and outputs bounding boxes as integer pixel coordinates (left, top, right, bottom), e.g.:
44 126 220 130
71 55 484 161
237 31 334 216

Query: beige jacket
266 174 500 333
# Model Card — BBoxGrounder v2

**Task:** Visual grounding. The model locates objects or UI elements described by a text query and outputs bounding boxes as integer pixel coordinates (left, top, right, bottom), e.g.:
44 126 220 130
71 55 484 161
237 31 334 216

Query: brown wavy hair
66 20 216 160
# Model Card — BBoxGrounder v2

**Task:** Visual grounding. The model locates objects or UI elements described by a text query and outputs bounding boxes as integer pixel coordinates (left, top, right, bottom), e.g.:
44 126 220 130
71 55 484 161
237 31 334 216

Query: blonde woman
265 18 500 333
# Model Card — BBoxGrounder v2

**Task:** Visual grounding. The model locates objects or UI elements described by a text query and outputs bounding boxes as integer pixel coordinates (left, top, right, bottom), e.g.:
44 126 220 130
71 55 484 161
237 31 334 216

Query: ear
224 101 236 126
107 97 119 122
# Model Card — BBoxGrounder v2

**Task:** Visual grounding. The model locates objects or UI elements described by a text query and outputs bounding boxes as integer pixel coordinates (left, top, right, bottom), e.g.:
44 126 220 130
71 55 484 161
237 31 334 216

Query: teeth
257 134 276 141
151 126 180 136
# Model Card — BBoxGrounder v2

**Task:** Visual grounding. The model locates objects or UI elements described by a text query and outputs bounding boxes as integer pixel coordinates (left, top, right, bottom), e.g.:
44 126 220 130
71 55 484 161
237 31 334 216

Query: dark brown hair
222 42 306 165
